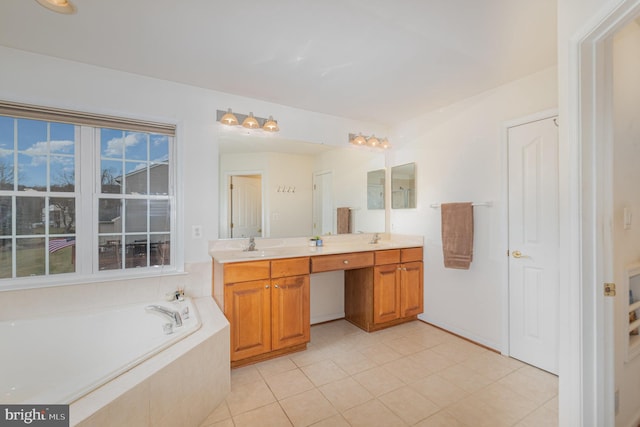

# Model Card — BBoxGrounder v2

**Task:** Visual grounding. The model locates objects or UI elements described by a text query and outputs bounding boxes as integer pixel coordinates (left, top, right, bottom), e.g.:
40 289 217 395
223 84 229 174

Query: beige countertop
209 233 423 264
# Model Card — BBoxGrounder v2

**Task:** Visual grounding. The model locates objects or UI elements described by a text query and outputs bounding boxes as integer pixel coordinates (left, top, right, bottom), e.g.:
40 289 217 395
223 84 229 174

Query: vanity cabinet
222 257 310 366
345 247 423 332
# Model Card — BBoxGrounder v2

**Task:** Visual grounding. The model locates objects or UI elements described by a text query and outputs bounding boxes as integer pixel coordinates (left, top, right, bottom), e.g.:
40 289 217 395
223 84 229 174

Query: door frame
501 109 559 358
568 0 640 424
221 170 265 239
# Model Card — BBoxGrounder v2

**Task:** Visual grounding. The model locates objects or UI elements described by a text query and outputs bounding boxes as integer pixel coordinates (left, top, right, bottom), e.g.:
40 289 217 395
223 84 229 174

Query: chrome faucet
244 236 257 252
146 305 183 327
370 233 381 244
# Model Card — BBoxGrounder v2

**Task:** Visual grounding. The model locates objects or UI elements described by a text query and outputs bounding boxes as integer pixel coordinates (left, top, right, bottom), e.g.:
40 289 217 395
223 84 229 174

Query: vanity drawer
271 257 310 278
375 249 401 265
224 260 270 283
311 252 374 272
401 247 423 263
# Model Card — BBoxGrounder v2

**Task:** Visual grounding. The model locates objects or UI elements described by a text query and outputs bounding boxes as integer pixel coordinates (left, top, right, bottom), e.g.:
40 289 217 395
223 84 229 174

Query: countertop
209 233 424 264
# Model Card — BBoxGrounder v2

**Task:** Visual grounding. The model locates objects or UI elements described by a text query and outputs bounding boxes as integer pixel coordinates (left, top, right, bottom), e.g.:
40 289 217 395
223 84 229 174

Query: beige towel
441 202 474 269
337 207 351 234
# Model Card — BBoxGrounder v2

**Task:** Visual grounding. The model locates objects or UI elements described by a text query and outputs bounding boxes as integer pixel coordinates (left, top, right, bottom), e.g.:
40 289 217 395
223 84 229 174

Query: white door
230 174 262 238
312 171 333 236
508 116 559 374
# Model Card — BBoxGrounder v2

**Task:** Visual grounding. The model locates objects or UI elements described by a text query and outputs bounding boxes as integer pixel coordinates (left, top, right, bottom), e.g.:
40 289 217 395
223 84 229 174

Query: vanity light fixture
217 109 279 133
242 112 260 129
35 0 77 14
349 133 391 149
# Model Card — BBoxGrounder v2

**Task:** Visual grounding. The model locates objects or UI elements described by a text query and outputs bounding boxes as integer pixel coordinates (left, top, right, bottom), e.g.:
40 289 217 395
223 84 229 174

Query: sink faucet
146 305 183 327
244 236 257 252
370 233 381 244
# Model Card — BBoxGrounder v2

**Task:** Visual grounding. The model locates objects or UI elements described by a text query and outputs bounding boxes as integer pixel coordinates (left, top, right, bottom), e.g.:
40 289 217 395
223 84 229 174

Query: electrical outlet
192 225 202 239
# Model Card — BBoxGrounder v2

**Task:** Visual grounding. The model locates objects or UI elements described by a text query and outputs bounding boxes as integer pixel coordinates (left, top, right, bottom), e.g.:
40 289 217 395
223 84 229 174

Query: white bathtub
1 298 201 404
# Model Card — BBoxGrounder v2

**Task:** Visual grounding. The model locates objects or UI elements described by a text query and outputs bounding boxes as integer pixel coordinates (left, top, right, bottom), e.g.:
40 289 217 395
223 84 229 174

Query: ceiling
0 0 557 126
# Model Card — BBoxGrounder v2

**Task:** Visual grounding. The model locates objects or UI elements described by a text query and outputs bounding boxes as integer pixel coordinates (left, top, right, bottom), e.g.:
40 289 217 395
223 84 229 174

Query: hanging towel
441 202 474 269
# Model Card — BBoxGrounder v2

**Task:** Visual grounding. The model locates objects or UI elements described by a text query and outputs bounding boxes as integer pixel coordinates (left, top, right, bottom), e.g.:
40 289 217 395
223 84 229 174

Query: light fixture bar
216 109 279 132
348 133 391 149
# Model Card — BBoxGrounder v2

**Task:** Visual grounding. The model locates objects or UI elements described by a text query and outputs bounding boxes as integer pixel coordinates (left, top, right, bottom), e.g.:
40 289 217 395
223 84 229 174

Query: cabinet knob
265 285 270 289
343 260 349 264
274 284 279 288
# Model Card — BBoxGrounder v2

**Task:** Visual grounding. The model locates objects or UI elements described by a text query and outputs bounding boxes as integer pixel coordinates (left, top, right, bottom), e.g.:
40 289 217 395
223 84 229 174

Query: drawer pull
343 260 349 264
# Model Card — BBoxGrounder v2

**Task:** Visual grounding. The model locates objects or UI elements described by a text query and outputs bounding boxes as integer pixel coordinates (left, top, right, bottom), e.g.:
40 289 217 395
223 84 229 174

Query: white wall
390 67 558 350
613 21 640 427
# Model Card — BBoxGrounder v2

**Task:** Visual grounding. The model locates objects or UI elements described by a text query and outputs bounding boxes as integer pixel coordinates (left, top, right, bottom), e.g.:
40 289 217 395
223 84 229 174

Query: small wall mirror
391 163 416 209
367 169 385 210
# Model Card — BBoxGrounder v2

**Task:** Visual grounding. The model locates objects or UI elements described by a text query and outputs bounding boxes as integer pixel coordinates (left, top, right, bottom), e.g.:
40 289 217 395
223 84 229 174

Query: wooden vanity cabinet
345 247 423 332
222 257 310 366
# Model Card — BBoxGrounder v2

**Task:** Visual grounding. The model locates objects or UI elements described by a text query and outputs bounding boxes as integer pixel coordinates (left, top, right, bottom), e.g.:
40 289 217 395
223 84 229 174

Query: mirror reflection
391 163 416 209
218 133 386 238
367 169 385 210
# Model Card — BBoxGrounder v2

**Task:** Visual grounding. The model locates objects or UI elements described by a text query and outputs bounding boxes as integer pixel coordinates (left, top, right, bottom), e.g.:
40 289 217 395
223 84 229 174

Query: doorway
507 114 559 375
228 174 262 238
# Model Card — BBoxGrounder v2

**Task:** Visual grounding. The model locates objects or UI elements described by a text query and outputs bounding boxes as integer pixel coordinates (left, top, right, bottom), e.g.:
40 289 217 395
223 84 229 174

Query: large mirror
391 163 416 209
219 133 386 238
367 169 385 210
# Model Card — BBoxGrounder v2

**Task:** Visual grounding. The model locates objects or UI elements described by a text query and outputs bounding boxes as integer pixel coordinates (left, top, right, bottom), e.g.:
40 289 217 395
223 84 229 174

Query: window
0 102 176 286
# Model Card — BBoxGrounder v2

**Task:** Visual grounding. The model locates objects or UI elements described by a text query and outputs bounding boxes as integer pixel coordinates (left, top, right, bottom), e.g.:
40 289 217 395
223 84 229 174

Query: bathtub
1 296 230 426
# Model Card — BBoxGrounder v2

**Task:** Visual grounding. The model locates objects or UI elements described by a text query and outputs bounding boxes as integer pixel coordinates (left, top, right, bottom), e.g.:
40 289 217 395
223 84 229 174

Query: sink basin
238 250 277 258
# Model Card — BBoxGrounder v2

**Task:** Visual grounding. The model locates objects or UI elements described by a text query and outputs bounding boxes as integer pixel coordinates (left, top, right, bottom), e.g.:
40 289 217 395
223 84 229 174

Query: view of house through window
0 107 174 283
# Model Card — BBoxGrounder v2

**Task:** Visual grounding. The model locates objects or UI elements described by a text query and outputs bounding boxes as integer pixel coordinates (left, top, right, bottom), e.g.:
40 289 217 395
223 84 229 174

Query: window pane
99 199 122 233
0 150 13 190
49 197 75 234
150 134 168 162
150 163 168 195
50 156 75 192
18 153 47 191
50 123 75 155
101 128 125 159
0 116 14 150
16 237 44 277
17 197 45 235
100 160 122 194
17 119 47 153
125 235 148 268
125 162 147 194
0 238 11 279
125 131 148 161
150 200 169 232
48 237 75 274
98 236 122 271
0 196 10 236
150 234 169 267
125 199 147 232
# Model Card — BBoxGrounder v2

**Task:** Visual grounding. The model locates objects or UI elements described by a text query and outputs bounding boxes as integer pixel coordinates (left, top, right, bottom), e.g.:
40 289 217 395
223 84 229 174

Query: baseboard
417 314 500 352
311 312 345 325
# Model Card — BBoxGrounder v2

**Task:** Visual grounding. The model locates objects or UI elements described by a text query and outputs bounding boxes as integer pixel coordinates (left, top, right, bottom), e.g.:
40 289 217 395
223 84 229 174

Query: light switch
192 225 202 238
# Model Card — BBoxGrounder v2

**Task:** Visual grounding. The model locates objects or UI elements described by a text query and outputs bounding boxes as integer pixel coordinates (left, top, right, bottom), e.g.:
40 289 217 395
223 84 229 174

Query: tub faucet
244 236 257 252
146 305 183 327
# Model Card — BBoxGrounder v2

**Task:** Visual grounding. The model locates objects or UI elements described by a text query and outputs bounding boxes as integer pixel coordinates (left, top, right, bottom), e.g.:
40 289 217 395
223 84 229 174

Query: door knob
512 250 523 258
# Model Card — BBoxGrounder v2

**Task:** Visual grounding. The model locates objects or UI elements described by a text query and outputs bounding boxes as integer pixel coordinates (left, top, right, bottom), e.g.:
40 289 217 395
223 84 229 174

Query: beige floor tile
352 365 405 396
263 368 315 400
382 356 432 383
289 346 329 367
430 340 486 363
318 377 374 412
205 419 234 427
301 359 349 386
199 401 231 426
279 389 338 427
358 342 403 365
308 414 351 427
329 348 378 375
438 363 494 393
233 402 292 427
413 410 468 427
462 351 524 381
515 399 559 427
410 373 468 408
408 348 458 373
472 382 539 425
230 365 263 387
382 335 428 355
342 399 406 427
255 357 298 378
498 365 558 405
378 385 440 424
225 379 276 416
446 395 512 427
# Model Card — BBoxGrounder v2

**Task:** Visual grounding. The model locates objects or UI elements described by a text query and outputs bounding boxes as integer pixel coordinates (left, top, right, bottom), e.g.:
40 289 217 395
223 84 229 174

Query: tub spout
145 305 183 327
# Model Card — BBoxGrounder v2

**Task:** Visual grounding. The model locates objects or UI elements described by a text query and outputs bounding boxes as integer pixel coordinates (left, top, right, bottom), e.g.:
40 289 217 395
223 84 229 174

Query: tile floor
200 320 558 427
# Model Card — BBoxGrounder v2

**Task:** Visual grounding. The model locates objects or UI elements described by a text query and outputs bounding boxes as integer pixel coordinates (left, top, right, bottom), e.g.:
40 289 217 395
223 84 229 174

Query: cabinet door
400 261 424 317
225 279 271 361
271 275 310 350
373 264 401 324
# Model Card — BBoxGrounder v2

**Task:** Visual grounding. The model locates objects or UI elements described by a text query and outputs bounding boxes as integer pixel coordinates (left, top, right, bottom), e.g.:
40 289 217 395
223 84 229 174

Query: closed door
400 261 423 317
312 171 333 236
230 174 262 238
373 264 401 324
271 275 310 350
508 116 559 374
